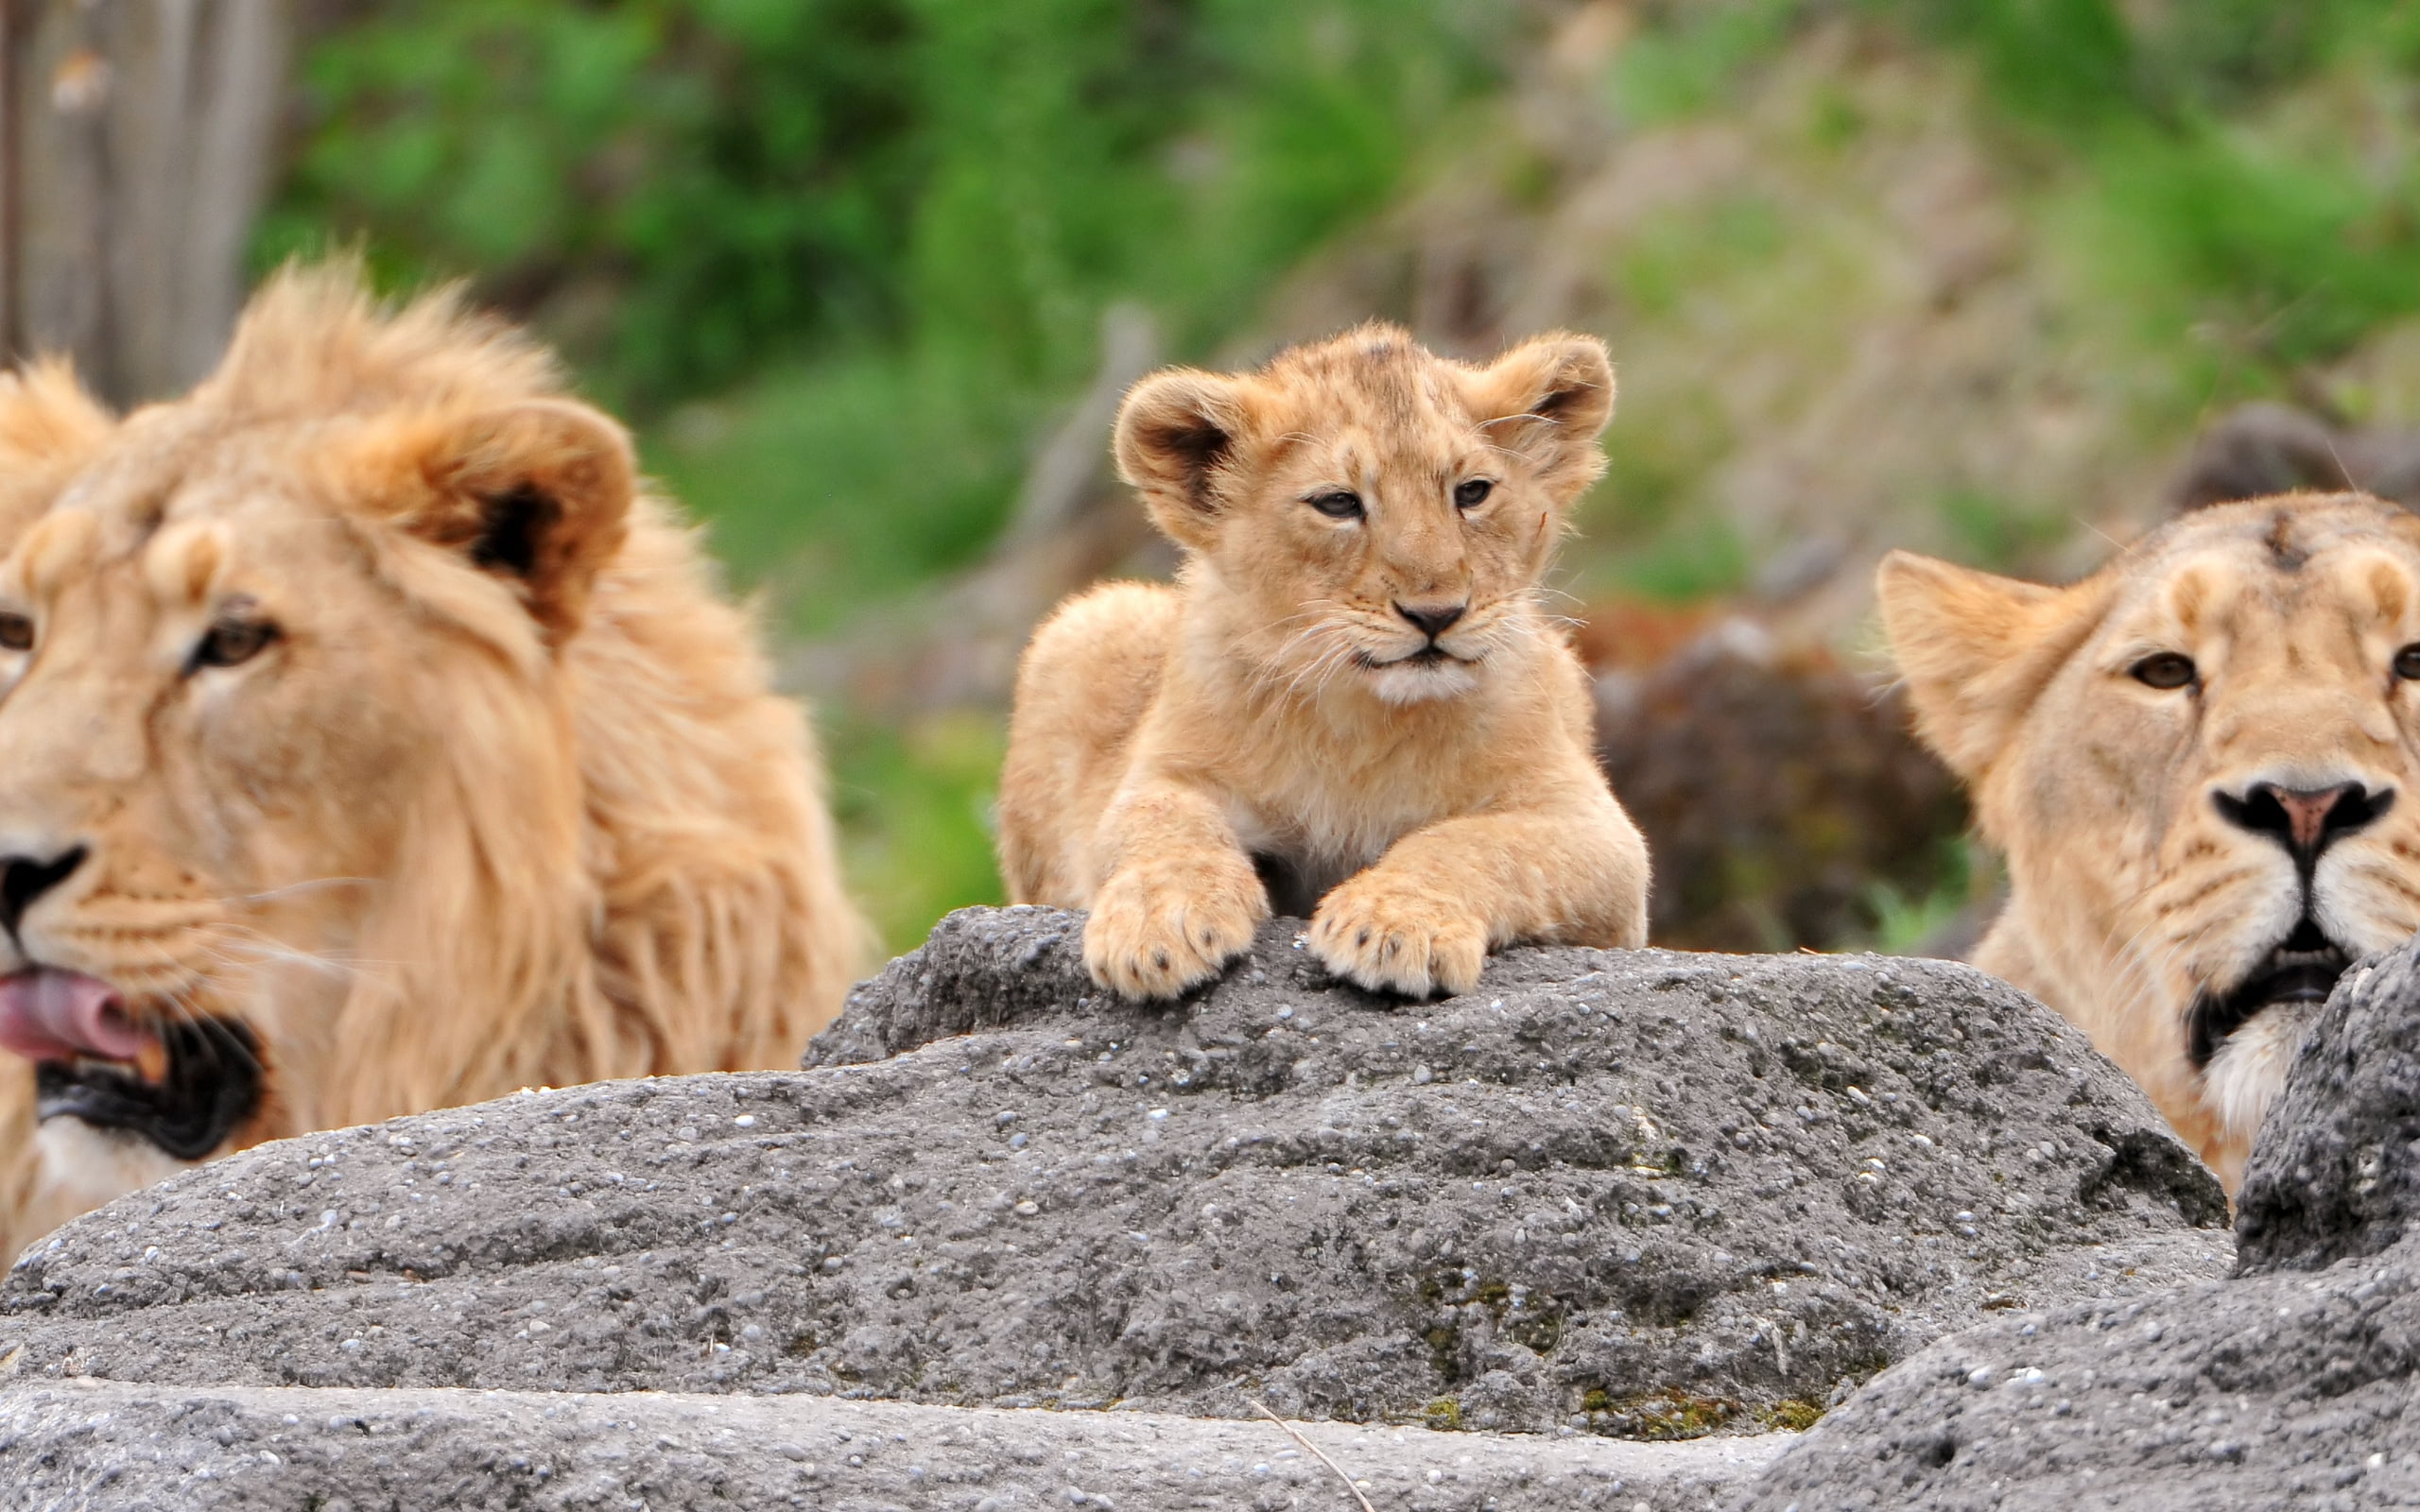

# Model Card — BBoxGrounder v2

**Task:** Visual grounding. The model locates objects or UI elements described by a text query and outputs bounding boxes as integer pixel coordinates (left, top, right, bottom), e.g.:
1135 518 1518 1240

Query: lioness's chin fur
998 323 1650 1002
1883 493 2420 1193
0 265 869 1257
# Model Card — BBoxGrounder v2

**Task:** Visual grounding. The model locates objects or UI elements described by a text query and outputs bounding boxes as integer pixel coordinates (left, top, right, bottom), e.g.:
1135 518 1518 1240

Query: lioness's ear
1115 369 1249 549
1468 334 1616 501
1878 550 2103 782
399 399 634 640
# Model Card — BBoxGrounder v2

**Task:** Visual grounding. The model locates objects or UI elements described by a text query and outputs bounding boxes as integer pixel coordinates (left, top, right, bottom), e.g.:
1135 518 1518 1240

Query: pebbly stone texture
1736 936 2420 1512
2234 949 2420 1275
0 1379 1787 1512
0 907 2223 1449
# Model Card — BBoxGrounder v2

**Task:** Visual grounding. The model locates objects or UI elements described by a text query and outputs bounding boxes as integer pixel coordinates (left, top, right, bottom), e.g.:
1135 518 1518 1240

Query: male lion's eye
2395 644 2420 680
0 613 31 653
1453 478 1493 509
192 618 278 671
2130 652 2197 690
1307 490 1364 520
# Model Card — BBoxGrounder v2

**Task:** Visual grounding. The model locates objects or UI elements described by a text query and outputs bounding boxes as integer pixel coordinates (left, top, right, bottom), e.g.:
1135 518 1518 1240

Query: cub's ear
386 399 634 641
1468 334 1616 502
1114 369 1250 550
1877 550 2102 782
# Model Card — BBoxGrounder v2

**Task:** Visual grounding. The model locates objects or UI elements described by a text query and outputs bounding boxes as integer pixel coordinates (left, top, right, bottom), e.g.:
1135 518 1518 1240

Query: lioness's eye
2130 652 2197 690
192 618 278 671
1453 478 1493 509
2395 644 2420 680
1307 490 1364 520
0 613 31 653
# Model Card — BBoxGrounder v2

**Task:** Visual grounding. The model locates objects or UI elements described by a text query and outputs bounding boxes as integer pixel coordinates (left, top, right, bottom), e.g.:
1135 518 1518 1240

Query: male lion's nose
1394 601 1466 642
0 846 85 937
2213 781 2394 868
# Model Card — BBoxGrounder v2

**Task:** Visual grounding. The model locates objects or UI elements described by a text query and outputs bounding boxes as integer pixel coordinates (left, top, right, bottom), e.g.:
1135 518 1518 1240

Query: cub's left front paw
1307 876 1488 998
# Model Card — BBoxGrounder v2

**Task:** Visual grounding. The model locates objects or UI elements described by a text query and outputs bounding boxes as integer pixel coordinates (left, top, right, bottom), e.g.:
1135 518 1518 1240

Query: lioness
1883 493 2420 1190
0 266 868 1256
999 325 1650 1000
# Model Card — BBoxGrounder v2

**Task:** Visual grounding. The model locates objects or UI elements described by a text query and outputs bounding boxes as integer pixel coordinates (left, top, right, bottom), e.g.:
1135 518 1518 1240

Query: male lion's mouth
2186 917 2350 1069
0 968 263 1161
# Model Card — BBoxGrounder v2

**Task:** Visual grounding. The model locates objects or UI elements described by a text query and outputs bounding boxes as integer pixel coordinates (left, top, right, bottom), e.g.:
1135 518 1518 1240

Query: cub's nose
1394 601 1467 642
0 845 86 936
2213 781 2394 868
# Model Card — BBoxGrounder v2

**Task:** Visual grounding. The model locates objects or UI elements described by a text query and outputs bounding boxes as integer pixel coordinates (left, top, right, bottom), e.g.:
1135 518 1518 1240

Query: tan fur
0 265 869 1257
999 324 1649 1000
1882 494 2420 1191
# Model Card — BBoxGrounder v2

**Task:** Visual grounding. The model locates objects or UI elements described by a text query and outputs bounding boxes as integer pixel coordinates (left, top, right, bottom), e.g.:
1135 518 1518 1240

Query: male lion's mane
0 268 869 1253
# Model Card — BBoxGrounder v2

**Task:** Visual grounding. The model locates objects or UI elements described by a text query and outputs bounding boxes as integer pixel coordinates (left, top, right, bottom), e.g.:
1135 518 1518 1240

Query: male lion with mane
0 266 867 1256
999 324 1650 1001
1884 493 2420 1191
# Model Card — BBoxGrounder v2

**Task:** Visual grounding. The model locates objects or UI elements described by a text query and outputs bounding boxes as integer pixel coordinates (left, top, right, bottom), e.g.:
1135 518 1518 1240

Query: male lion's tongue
0 969 146 1064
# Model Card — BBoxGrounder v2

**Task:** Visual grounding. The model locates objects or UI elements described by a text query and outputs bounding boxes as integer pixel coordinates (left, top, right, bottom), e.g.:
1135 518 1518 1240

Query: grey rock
2235 949 2420 1274
0 907 2222 1444
0 1378 1785 1511
1736 935 2420 1511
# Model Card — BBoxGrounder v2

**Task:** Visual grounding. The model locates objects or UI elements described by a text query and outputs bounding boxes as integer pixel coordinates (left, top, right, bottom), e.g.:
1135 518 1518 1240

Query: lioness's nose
0 846 86 936
2214 781 2394 867
1395 601 1466 641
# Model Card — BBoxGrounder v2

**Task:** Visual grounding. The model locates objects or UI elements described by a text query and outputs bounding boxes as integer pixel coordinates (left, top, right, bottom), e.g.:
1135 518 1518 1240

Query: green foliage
269 0 1513 410
263 0 922 406
1886 0 2420 397
1935 488 2065 572
1858 839 1986 957
650 353 1034 634
826 711 1006 953
1892 0 2420 126
1592 518 1752 605
1610 195 1787 320
1610 0 1805 126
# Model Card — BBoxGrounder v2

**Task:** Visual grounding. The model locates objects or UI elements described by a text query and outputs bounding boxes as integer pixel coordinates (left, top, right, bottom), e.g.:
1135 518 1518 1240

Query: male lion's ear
404 399 634 640
0 360 110 469
1115 369 1249 549
0 360 112 548
1877 550 2102 782
1469 335 1616 501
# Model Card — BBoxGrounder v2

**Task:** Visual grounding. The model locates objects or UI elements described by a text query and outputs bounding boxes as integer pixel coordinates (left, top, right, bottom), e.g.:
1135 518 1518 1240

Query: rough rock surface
2 907 2222 1455
1737 938 2420 1511
0 1379 1787 1512
2233 951 2420 1274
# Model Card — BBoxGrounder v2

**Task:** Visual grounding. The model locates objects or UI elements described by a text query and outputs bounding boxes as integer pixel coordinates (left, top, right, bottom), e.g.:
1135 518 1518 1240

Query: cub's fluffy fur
1883 494 2420 1191
0 266 868 1256
999 324 1649 1000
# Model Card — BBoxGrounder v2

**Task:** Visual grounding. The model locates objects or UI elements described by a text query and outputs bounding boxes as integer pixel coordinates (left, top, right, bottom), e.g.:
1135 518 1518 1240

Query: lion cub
999 325 1650 1000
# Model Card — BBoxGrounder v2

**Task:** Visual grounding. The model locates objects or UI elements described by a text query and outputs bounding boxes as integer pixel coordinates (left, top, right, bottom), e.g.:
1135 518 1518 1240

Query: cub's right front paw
1082 865 1266 1001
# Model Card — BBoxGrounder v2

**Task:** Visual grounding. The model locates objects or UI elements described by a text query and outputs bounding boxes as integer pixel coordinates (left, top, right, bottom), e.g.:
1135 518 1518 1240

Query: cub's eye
192 618 278 671
2395 643 2420 680
1453 478 1494 509
1307 490 1364 520
2130 652 2197 690
0 613 31 653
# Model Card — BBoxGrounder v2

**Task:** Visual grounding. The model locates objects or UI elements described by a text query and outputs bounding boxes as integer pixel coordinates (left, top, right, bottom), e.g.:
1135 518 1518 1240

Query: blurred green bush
261 0 2420 953
265 0 1512 410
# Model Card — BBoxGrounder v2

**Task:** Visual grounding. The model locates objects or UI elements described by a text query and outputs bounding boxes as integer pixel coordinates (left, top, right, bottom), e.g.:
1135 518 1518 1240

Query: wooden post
4 0 291 404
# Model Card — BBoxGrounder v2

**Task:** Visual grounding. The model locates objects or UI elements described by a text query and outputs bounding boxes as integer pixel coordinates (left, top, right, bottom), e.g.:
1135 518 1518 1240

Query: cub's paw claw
1083 867 1265 1001
1307 881 1488 998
